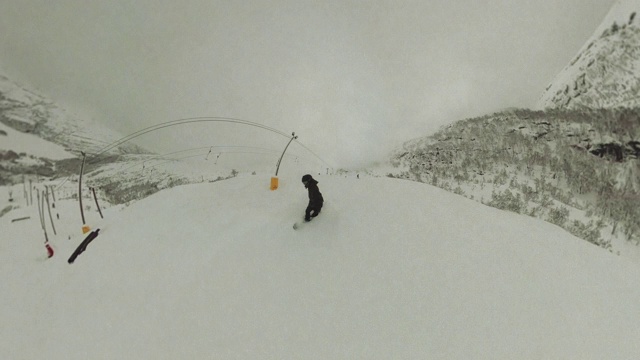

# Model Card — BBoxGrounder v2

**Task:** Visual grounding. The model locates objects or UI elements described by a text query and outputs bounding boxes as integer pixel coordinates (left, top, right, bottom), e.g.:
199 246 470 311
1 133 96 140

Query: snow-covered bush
546 205 570 227
568 219 608 249
488 189 524 214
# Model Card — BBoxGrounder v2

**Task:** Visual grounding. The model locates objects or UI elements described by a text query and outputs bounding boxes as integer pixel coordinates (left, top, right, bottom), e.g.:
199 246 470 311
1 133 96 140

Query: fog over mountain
0 0 616 168
387 0 640 259
2 3 640 358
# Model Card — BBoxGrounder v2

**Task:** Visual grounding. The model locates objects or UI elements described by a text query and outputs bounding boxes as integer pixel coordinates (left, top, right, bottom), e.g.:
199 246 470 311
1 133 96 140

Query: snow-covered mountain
0 71 315 205
0 72 147 157
389 107 640 257
0 72 234 199
390 0 640 253
0 71 156 186
537 0 640 109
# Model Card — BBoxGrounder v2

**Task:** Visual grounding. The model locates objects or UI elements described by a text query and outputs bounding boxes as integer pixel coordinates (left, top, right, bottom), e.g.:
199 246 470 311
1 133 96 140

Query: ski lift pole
78 152 90 234
271 132 298 190
45 187 57 235
36 190 48 242
91 187 104 219
23 175 28 206
49 185 57 203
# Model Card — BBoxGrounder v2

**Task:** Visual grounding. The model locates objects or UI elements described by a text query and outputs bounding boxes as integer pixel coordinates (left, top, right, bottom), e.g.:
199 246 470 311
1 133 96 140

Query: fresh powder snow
2 174 640 359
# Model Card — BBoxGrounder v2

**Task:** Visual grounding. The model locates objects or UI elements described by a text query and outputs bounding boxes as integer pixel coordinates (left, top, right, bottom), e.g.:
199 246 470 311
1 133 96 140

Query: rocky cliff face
537 0 640 109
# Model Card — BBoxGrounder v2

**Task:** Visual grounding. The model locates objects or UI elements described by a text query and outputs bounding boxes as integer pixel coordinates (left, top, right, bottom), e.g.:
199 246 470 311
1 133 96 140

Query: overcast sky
0 0 617 168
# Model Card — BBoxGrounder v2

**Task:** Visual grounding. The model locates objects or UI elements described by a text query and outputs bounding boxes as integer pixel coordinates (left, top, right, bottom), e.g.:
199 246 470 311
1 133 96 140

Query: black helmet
301 174 313 183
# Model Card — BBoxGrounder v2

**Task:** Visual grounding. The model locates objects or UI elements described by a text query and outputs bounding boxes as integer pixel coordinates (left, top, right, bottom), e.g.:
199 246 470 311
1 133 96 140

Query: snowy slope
0 72 145 157
2 174 640 359
0 122 72 160
537 0 640 109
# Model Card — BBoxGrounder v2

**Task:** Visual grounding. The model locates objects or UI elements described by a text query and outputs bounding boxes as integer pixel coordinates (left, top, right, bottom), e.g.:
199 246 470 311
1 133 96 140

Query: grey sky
0 0 616 168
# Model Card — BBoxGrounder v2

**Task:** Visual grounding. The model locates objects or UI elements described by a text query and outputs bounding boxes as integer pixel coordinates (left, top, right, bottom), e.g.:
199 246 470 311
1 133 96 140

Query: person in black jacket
302 174 323 222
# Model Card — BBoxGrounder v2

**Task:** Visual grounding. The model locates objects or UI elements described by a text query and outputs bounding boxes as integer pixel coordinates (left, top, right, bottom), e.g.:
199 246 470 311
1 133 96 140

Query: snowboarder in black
302 174 323 222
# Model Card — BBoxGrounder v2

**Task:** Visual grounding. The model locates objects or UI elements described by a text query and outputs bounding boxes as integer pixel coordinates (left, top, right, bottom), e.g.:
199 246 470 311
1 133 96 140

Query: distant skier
301 174 323 222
